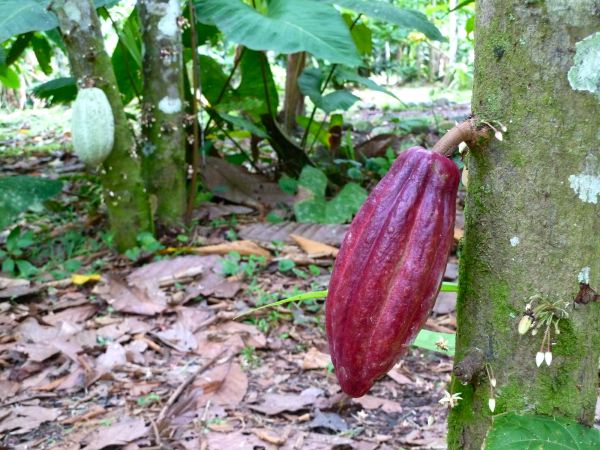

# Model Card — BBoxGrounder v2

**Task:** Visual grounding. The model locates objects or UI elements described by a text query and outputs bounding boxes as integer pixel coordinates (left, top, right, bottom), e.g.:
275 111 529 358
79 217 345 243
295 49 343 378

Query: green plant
136 392 161 407
0 227 38 278
124 232 164 261
240 346 261 368
221 252 267 278
291 165 368 224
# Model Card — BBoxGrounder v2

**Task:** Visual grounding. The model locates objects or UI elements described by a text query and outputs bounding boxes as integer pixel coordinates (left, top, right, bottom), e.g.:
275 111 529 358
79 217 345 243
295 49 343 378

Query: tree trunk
444 0 458 85
447 1 600 449
283 52 306 134
51 0 152 251
139 0 187 230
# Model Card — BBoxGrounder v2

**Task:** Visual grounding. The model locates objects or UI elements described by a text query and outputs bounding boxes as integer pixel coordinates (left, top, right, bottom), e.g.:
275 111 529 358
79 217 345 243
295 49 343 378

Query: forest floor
0 98 471 450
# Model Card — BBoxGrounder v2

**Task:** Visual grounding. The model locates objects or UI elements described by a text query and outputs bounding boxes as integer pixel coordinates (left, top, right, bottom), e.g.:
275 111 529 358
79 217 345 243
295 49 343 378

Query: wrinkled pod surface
326 146 460 397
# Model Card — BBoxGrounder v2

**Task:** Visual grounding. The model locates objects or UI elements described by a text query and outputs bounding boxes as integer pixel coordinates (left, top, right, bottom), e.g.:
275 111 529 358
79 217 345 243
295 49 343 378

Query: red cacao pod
326 147 460 397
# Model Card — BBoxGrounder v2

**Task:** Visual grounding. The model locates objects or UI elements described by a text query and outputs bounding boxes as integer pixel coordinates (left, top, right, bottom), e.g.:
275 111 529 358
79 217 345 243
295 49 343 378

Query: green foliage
124 232 164 261
318 0 443 41
412 330 455 355
293 166 367 224
221 252 267 278
195 0 361 66
0 227 38 278
0 176 63 230
277 259 295 272
0 0 116 43
298 67 360 114
485 413 600 449
32 77 77 105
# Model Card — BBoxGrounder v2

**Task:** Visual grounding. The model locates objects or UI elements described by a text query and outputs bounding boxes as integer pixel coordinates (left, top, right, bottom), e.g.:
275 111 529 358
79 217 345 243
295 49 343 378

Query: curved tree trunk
139 0 187 229
447 1 600 448
51 0 152 251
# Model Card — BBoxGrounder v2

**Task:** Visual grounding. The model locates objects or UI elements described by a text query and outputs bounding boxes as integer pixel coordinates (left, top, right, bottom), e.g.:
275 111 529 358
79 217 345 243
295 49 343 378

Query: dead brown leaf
290 234 338 258
354 395 403 414
302 347 331 370
202 156 293 208
193 240 271 258
249 391 320 416
0 405 60 435
194 362 248 407
239 221 349 246
96 274 166 316
81 416 149 450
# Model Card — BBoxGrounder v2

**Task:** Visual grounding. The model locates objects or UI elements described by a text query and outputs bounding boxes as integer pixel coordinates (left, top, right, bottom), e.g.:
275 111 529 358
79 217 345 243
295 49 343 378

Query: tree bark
283 52 306 134
447 1 600 449
139 0 187 229
51 0 152 251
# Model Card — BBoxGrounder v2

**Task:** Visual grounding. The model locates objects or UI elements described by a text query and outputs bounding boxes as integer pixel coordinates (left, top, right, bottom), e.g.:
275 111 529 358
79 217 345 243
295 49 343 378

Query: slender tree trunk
447 1 600 449
444 0 458 85
139 0 187 229
283 52 306 134
51 0 152 251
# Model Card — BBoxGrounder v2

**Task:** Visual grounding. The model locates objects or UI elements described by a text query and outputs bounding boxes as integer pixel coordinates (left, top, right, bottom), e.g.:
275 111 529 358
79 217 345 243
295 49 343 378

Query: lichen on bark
447 1 600 448
139 0 187 229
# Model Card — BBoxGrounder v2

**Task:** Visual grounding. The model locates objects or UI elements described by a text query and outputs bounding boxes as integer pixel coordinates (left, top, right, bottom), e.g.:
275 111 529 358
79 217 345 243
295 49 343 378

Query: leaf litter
0 141 475 449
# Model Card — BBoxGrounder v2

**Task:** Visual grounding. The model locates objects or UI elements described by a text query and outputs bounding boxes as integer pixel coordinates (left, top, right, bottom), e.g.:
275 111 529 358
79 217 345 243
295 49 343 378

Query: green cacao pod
326 146 460 397
71 87 115 167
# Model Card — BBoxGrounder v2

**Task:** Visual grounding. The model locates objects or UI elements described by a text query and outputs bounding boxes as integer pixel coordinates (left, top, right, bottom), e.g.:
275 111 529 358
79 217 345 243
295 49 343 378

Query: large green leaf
334 66 399 100
195 0 361 66
197 54 231 106
32 77 76 104
0 1 56 43
31 33 52 74
298 67 359 113
0 176 63 230
111 10 141 105
0 0 117 43
318 0 444 41
485 413 600 449
237 49 278 117
324 182 367 223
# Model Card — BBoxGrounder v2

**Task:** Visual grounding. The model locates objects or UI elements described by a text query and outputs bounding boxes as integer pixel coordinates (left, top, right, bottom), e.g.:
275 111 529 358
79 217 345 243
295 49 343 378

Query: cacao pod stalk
326 146 460 397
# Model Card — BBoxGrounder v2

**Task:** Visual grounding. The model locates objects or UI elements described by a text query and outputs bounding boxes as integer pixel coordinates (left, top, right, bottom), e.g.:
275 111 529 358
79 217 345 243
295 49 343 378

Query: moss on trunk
447 1 600 448
52 0 152 251
139 0 187 229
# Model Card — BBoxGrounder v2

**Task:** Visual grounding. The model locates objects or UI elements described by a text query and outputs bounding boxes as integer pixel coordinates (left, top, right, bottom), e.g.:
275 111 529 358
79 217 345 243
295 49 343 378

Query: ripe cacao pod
326 146 460 397
71 87 115 167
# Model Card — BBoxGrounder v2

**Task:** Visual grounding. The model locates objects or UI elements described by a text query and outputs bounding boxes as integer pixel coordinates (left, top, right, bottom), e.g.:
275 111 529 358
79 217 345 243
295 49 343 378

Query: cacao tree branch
453 348 485 384
431 117 489 156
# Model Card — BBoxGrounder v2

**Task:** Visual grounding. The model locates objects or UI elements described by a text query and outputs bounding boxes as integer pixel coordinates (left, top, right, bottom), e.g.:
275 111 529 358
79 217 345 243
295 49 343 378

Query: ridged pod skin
326 147 460 397
71 87 115 167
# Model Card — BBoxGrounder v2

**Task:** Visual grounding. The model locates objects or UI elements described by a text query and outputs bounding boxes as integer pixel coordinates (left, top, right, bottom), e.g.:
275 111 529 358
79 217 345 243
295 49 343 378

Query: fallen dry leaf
0 405 60 435
354 395 403 414
302 347 331 370
194 362 248 407
249 391 320 416
239 221 349 246
194 240 271 258
81 416 149 450
97 274 166 316
290 234 338 258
